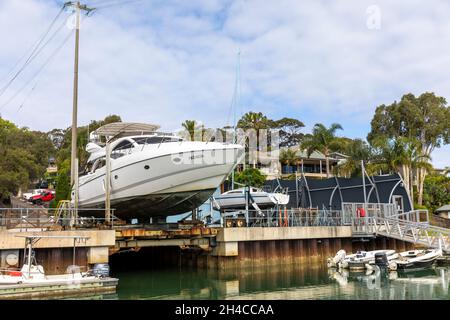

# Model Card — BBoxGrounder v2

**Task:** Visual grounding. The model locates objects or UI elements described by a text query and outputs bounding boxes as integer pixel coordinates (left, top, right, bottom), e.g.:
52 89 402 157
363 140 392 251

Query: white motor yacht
73 122 244 219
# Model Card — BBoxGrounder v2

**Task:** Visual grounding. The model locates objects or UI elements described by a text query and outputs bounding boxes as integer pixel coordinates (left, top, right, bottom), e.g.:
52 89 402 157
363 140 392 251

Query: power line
17 80 39 112
0 29 75 112
0 6 65 98
94 0 145 10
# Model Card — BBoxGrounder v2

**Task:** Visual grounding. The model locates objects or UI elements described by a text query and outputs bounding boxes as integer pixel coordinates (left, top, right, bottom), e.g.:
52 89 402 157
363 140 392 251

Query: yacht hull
79 188 217 219
213 194 277 211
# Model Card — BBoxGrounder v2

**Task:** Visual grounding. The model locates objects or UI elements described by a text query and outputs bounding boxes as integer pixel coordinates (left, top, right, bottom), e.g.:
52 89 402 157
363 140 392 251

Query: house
256 147 342 180
435 205 450 220
46 156 57 174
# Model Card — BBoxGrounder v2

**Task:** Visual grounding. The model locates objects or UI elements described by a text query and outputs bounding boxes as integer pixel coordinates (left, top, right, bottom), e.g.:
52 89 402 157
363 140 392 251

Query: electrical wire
0 6 65 98
0 29 75 112
17 80 39 112
94 0 145 10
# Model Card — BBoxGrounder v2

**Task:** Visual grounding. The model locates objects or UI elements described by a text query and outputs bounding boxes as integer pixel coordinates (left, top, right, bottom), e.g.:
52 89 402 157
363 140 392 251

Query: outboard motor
375 252 388 268
327 250 346 268
374 253 391 284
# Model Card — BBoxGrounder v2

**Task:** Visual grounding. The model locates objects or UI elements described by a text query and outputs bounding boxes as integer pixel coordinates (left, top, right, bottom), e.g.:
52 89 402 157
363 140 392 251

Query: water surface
111 264 450 300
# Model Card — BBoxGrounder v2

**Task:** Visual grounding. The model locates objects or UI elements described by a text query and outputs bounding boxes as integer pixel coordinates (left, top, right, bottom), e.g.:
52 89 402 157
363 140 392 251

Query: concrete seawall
0 226 417 273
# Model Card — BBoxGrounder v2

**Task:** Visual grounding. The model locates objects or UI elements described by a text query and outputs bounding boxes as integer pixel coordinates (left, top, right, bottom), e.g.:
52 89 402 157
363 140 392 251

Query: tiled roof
436 204 450 212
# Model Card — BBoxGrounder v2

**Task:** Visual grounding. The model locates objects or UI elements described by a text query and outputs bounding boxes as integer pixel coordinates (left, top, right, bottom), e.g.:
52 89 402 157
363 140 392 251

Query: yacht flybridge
73 122 244 219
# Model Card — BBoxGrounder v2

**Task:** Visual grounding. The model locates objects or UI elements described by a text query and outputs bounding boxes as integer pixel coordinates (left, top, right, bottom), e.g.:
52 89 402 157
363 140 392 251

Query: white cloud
0 0 448 167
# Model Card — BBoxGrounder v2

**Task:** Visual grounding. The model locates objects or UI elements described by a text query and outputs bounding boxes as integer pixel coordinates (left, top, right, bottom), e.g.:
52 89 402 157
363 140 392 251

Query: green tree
279 148 299 173
335 139 372 178
236 112 274 168
181 120 197 141
368 92 450 205
237 111 272 131
423 173 450 213
54 160 71 204
272 117 305 147
54 114 122 176
302 123 343 178
0 117 55 199
234 168 266 188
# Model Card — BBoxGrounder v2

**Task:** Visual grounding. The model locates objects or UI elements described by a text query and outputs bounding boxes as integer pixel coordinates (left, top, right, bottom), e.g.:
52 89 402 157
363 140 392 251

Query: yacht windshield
133 136 182 145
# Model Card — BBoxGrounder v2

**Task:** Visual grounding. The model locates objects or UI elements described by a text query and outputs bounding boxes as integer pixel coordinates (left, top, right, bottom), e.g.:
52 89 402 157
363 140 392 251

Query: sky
0 0 449 168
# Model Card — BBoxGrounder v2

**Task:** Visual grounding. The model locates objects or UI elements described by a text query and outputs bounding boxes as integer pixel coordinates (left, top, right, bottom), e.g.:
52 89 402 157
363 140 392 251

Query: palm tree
236 111 271 131
336 139 372 178
236 112 272 168
301 123 343 178
369 137 432 204
279 148 298 175
181 120 197 141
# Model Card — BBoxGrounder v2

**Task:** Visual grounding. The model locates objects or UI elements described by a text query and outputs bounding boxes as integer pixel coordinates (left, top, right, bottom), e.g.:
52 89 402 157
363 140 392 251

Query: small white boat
213 187 289 211
346 250 398 270
393 249 442 271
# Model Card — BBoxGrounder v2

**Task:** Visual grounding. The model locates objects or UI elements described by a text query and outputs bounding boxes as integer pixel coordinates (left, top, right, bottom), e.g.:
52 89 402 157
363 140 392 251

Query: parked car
23 189 47 201
30 191 55 205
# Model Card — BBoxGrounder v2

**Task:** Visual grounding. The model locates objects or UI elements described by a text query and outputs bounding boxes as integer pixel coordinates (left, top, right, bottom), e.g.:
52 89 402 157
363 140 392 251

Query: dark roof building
264 173 413 212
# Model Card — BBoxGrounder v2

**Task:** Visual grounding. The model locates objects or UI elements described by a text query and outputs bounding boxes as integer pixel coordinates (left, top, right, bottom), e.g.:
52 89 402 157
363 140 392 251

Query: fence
342 202 399 225
0 207 119 231
222 208 344 228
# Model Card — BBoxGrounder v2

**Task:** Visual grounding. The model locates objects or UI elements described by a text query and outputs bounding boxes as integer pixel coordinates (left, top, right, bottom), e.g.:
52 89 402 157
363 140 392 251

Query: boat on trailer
74 122 244 220
212 187 289 212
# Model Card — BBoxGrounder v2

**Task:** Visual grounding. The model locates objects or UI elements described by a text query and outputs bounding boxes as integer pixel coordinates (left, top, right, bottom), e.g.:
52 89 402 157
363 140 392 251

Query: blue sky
0 0 449 168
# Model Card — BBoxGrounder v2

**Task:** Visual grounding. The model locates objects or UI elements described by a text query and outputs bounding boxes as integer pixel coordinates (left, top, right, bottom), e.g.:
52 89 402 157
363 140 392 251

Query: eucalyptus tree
272 117 305 147
368 92 450 205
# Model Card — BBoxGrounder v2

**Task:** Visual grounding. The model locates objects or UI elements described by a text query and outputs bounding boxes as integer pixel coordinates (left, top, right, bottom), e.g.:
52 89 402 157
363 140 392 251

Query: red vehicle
30 191 55 205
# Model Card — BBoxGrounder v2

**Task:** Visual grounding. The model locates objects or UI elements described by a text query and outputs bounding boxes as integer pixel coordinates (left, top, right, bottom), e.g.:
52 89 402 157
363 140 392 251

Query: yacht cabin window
132 137 182 145
111 139 134 159
92 157 106 173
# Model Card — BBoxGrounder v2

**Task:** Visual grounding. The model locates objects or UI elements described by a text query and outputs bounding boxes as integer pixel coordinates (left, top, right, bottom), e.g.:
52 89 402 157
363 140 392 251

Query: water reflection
112 264 450 300
328 267 450 300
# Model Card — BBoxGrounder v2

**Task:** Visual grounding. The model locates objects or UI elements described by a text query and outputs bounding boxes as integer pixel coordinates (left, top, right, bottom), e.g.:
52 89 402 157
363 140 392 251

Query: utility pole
65 1 95 189
105 141 111 224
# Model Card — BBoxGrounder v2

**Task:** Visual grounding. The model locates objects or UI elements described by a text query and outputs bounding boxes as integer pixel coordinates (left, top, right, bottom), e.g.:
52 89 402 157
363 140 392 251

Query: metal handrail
222 208 344 228
365 215 450 250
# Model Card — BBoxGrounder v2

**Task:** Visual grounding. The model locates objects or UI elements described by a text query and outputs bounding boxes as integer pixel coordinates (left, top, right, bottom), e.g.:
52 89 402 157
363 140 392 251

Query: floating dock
0 277 118 300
